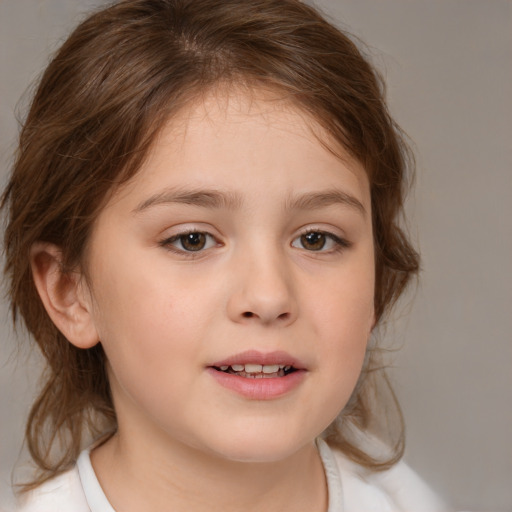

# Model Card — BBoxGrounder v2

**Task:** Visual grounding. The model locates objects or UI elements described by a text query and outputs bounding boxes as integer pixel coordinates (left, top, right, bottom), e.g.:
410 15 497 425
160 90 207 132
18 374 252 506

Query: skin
32 88 375 511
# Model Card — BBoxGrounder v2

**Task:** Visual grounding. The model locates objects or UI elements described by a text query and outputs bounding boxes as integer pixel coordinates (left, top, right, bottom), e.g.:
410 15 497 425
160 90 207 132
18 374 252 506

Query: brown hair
2 0 419 489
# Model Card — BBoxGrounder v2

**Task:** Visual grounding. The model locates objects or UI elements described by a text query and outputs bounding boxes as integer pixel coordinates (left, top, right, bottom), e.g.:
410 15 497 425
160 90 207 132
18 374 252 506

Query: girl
2 0 448 510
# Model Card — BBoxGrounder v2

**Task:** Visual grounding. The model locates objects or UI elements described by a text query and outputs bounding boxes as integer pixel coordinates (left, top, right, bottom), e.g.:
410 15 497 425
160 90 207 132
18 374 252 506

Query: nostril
241 311 290 320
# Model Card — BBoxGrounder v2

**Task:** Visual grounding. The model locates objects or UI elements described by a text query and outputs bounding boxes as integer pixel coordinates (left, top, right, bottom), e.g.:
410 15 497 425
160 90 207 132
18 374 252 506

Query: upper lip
210 350 306 370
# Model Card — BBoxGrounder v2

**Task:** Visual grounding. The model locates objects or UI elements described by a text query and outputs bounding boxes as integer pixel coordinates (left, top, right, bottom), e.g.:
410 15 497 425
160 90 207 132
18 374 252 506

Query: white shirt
16 439 448 511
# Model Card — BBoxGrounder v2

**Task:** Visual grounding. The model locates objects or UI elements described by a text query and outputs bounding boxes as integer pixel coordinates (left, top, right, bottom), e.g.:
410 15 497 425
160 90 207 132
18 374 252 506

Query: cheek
308 259 375 396
312 256 375 340
90 272 203 421
87 252 220 382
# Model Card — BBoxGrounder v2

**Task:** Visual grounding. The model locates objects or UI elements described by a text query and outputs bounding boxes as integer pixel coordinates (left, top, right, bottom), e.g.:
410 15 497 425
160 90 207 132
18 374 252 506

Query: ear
30 242 99 349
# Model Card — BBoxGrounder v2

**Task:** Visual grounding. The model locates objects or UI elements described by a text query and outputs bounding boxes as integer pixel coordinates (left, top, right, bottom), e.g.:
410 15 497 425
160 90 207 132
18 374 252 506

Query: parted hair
2 0 419 490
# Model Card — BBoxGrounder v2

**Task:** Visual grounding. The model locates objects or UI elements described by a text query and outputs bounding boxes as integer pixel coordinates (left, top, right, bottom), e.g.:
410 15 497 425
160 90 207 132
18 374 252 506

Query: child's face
82 89 375 462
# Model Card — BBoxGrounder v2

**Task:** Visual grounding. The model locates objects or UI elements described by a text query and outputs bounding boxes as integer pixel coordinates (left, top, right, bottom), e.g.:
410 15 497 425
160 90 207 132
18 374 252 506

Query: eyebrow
133 187 366 216
285 190 366 216
133 188 243 213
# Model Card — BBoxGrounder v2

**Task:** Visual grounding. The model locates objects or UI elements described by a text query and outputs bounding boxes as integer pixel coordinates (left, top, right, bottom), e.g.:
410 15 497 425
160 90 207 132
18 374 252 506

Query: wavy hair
1 0 419 490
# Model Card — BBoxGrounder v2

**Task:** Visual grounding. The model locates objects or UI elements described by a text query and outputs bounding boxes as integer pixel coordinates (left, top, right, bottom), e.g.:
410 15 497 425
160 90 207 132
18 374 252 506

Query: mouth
207 351 306 399
212 363 298 379
209 350 305 378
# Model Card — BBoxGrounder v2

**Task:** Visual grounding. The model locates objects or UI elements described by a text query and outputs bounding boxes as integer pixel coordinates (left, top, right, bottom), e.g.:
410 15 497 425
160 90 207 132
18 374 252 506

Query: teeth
262 364 280 374
218 363 294 374
244 364 263 373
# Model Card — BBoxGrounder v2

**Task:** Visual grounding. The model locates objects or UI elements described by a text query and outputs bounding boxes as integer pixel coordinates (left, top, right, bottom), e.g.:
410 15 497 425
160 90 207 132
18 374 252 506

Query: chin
198 424 316 464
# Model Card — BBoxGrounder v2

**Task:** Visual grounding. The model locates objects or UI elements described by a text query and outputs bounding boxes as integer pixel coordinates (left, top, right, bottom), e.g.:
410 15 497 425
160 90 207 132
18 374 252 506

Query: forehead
110 86 370 211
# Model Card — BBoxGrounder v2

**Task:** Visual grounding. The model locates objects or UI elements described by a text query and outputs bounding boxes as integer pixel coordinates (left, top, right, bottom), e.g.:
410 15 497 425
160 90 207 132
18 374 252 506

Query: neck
91 429 327 512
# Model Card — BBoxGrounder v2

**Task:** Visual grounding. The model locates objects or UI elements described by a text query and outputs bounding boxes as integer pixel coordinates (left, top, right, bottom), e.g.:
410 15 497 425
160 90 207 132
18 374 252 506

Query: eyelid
291 226 352 252
158 225 222 256
158 222 221 241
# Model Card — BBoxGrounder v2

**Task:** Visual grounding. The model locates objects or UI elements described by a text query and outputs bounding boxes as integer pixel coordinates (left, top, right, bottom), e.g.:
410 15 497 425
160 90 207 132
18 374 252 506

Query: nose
226 247 297 327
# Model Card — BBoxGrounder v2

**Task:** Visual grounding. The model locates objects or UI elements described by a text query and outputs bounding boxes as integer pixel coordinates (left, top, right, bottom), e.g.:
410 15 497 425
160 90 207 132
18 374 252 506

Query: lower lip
206 368 306 400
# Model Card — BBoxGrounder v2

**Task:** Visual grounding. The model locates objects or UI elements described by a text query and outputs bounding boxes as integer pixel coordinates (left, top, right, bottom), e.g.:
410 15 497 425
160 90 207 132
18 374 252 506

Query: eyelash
292 229 351 253
159 229 351 257
159 230 219 257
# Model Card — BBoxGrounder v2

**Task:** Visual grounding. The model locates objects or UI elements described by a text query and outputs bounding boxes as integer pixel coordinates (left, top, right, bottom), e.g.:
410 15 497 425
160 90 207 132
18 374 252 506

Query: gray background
1 1 511 510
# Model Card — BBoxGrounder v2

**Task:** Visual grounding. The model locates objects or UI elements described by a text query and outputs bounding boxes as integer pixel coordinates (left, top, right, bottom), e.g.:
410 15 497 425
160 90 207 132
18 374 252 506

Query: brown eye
300 232 326 251
291 230 349 252
180 232 207 251
162 231 217 253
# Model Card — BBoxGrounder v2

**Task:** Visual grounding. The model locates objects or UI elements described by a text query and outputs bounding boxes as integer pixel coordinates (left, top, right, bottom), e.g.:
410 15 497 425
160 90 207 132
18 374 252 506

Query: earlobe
30 242 99 349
